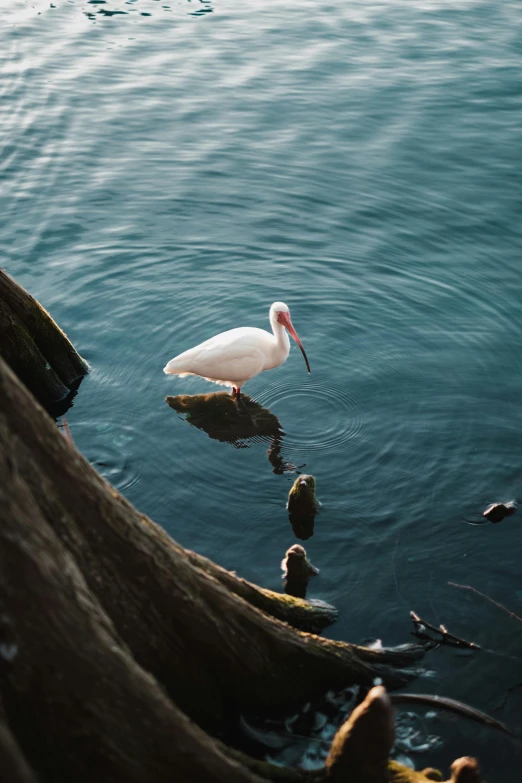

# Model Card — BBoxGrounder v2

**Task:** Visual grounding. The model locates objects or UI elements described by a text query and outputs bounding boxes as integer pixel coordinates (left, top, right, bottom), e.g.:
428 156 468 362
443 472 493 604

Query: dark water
3 0 522 777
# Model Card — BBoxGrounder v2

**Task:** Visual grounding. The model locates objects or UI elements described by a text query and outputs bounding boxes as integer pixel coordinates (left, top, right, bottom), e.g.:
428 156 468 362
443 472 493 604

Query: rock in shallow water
482 500 517 523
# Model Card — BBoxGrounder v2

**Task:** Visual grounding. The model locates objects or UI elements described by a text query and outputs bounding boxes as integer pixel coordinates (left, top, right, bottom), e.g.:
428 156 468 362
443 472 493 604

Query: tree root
0 266 88 405
185 548 338 633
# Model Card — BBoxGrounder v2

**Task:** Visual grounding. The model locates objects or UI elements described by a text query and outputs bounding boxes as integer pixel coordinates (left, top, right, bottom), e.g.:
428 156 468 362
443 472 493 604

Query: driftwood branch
410 611 481 650
448 582 522 625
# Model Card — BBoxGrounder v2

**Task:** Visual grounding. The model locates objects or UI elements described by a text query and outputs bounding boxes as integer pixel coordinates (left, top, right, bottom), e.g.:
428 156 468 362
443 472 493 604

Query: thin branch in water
390 693 513 736
494 681 522 713
448 582 522 625
410 610 481 650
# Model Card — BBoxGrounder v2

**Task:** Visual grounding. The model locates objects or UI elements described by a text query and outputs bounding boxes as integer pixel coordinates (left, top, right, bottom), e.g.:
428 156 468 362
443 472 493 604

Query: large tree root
185 548 339 633
0 489 445 783
0 306 484 783
0 699 39 783
0 468 270 783
0 478 456 783
0 267 88 405
0 357 428 733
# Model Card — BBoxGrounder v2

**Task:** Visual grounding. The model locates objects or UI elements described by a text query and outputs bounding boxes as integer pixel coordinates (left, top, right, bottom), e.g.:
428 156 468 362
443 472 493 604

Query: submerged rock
482 500 517 523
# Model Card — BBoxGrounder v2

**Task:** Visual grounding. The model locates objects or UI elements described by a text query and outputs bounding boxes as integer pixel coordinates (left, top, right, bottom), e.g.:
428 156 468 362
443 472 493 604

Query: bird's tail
163 357 194 377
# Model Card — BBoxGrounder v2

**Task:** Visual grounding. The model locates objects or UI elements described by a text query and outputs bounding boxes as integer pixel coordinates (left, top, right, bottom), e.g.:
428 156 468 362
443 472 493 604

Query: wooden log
0 267 88 405
0 488 446 783
0 462 266 783
0 355 482 783
185 548 338 633
0 355 426 734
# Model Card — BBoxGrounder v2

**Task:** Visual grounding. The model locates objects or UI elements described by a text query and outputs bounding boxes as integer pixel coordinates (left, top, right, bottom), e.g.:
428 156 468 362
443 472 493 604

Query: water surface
2 1 522 777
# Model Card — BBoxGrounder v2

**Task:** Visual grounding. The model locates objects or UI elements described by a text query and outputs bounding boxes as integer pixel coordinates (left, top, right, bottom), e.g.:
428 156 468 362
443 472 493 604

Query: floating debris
393 711 441 755
410 611 481 650
482 500 517 523
390 693 512 737
240 683 447 772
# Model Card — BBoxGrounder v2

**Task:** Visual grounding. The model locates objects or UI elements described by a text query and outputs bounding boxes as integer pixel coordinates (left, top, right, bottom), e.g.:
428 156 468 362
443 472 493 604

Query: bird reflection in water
165 392 295 474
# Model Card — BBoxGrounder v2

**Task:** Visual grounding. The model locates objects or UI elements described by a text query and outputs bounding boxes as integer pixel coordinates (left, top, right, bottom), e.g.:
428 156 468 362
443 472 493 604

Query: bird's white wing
164 327 271 383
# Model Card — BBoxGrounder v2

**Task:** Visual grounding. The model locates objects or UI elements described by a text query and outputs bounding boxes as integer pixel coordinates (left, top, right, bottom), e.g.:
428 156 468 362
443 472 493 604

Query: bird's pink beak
279 312 311 374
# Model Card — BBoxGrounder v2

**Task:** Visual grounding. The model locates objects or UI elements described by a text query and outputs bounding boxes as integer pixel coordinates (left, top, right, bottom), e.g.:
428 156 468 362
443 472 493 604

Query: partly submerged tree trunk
0 478 436 783
0 699 39 783
0 461 267 783
184 548 339 634
0 357 425 732
0 355 476 783
0 267 88 406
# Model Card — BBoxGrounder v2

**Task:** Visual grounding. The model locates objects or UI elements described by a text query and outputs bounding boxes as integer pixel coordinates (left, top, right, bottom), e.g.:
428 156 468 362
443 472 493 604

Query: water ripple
74 421 141 494
4 2 522 776
256 380 367 457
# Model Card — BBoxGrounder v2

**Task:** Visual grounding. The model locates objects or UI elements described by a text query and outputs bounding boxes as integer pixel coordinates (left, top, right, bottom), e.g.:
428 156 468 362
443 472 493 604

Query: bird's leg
233 387 248 412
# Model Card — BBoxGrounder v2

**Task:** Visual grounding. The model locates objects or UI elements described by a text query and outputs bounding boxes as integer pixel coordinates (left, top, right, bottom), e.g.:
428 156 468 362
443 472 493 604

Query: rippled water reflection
3 0 522 777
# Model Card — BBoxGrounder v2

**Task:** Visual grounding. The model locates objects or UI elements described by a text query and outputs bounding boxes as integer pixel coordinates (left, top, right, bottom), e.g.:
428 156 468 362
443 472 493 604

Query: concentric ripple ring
255 380 367 456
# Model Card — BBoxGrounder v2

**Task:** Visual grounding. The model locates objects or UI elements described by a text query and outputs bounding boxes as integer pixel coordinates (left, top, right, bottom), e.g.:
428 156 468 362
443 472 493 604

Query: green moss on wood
389 761 444 782
186 549 337 633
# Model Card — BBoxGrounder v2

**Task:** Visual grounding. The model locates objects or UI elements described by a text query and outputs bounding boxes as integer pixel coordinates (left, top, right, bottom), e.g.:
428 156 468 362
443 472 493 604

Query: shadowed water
3 1 522 778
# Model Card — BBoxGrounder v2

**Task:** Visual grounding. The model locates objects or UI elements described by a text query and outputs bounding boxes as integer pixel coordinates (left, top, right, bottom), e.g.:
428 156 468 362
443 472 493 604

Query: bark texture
0 267 88 405
185 548 338 633
0 306 483 783
0 699 39 783
0 357 428 733
0 463 267 783
326 686 394 783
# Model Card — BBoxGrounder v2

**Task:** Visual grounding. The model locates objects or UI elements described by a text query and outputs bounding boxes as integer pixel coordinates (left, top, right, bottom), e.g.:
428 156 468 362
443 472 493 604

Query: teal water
3 0 522 777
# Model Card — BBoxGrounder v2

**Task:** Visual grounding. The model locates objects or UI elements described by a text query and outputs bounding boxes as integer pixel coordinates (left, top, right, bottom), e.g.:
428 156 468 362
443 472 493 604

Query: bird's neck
271 319 290 356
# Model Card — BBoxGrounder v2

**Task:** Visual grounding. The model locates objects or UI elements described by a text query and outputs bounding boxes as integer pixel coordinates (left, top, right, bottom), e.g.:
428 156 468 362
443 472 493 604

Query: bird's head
270 302 311 374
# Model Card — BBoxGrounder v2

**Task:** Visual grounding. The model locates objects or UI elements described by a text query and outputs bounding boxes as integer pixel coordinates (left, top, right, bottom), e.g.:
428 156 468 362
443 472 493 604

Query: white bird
163 301 310 398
